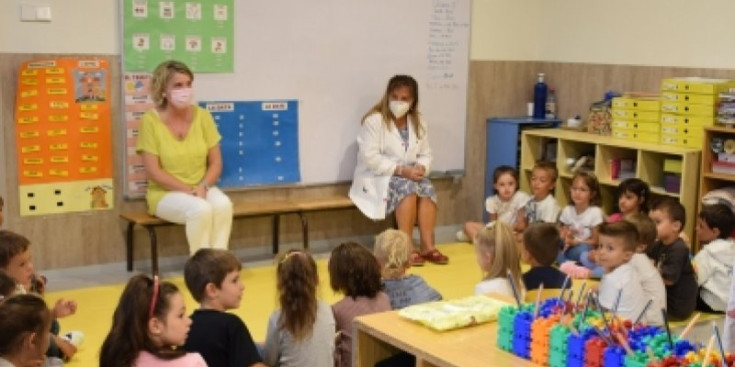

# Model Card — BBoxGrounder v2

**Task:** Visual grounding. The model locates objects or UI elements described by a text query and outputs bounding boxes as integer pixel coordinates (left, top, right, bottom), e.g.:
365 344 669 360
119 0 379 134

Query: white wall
0 0 118 54
471 0 735 69
5 0 735 68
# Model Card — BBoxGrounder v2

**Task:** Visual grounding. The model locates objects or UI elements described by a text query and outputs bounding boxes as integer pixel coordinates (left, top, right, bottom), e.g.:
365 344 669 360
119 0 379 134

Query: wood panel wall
3 54 735 270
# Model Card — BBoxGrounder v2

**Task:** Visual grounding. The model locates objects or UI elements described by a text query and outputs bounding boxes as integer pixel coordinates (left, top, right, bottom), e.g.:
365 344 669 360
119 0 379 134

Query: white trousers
155 187 233 254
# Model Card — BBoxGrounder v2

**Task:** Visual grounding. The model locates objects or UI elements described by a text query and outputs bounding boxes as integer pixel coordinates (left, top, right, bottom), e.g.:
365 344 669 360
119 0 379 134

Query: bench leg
298 212 309 250
126 222 135 272
145 226 159 276
272 214 280 255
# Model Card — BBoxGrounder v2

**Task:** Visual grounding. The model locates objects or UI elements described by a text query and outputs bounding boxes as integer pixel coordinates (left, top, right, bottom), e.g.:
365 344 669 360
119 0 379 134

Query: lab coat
349 112 432 220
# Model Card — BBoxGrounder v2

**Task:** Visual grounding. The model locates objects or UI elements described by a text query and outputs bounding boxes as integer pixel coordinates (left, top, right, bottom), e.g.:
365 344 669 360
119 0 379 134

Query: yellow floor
47 242 483 366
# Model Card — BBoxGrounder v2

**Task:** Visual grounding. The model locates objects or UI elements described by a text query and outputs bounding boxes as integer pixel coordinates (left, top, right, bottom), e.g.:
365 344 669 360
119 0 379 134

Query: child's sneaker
62 330 85 348
455 230 470 243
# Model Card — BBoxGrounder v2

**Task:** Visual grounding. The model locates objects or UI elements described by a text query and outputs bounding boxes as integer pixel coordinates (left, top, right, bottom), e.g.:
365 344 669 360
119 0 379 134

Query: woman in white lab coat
349 75 448 265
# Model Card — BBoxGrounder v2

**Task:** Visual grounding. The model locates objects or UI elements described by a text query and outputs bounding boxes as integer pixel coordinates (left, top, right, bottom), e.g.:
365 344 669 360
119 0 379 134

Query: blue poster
201 100 300 187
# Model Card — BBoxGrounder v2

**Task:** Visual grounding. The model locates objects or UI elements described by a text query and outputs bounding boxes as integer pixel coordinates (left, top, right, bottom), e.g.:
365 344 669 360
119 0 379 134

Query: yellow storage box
660 92 717 105
661 134 702 149
611 109 660 122
612 97 660 112
664 159 683 174
660 114 714 127
660 77 735 95
660 102 715 117
612 120 660 133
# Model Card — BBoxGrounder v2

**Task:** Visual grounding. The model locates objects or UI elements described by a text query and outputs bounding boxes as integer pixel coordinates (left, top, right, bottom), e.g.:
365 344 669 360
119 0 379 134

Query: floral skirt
386 176 437 215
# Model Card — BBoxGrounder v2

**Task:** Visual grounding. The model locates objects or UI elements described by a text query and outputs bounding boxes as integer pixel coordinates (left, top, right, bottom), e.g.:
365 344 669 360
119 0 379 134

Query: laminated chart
15 59 114 216
123 0 234 72
202 101 300 187
123 72 154 197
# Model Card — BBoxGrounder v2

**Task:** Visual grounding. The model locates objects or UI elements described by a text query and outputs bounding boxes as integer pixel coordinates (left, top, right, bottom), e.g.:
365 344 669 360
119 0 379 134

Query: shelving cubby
519 129 701 240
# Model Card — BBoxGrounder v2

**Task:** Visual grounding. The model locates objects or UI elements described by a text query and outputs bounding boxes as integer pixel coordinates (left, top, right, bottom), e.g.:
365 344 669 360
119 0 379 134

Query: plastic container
533 73 548 119
546 88 557 119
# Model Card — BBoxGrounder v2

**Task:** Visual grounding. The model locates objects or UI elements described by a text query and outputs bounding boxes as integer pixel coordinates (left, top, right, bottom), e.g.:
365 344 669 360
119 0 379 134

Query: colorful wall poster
202 101 300 187
122 72 154 198
123 0 234 73
15 58 114 216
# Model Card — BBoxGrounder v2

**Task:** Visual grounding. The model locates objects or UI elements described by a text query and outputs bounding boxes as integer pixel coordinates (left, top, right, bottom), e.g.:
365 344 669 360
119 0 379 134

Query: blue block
603 345 626 367
512 311 533 358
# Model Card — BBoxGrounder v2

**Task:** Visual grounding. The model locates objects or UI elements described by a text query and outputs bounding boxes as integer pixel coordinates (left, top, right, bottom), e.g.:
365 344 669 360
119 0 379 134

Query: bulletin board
14 58 114 216
121 0 470 192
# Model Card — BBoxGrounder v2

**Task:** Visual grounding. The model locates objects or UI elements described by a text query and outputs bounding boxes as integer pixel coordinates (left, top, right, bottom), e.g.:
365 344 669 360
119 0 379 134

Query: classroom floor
45 241 723 366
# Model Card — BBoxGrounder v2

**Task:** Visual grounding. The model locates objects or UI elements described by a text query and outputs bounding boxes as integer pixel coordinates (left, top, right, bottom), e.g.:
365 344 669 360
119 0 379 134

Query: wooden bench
120 195 356 274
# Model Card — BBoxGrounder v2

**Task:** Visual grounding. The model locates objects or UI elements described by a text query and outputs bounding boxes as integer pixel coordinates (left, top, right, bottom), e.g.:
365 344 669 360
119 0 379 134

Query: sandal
410 250 425 267
422 249 449 265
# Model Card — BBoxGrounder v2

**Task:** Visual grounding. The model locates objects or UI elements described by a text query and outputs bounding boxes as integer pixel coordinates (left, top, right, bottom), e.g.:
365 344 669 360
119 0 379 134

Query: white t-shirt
629 253 666 325
724 258 735 353
486 191 530 225
693 238 735 311
599 262 647 323
475 277 517 299
558 205 604 241
523 194 561 224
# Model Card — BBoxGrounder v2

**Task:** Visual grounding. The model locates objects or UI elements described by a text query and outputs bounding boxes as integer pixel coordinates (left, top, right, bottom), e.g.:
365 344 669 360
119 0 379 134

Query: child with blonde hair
374 229 442 309
474 221 523 297
263 250 335 367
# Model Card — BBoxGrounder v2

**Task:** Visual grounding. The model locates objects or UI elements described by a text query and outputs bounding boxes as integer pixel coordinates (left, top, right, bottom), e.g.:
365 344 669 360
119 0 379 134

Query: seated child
514 161 560 233
0 294 52 367
0 230 80 361
623 213 666 325
458 165 529 241
0 272 15 299
647 198 697 320
474 221 523 297
607 178 650 223
329 242 391 367
183 249 265 367
521 223 569 290
100 274 206 367
597 221 648 322
373 229 442 309
263 250 335 367
692 203 735 312
558 171 604 264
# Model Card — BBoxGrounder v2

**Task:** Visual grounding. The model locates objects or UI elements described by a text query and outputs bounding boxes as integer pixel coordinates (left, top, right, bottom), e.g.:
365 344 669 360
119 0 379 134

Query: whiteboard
190 0 469 185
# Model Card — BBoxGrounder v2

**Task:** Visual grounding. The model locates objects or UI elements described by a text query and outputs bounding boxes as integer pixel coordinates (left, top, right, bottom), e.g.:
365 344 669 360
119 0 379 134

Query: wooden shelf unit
699 126 735 248
520 129 701 240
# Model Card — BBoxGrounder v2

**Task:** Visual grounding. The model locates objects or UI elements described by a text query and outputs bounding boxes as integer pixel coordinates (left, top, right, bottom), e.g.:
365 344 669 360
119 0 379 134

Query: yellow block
661 134 703 149
611 109 660 122
613 128 659 144
664 159 683 173
661 77 735 95
612 97 660 112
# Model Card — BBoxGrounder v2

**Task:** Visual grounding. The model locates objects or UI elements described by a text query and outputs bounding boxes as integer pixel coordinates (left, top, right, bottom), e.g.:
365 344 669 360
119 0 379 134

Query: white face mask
167 87 194 108
389 100 411 119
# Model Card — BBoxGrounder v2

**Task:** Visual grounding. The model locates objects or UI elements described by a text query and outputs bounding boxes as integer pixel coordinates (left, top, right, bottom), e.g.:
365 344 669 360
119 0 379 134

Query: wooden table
353 294 534 367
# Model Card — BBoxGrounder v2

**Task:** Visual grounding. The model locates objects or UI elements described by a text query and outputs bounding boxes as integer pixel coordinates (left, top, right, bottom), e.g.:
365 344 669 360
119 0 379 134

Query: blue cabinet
484 117 560 222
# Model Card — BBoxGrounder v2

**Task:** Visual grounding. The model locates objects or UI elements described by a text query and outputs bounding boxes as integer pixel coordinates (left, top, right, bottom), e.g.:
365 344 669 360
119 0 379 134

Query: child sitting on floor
692 203 735 313
183 249 265 367
521 223 569 291
474 221 523 297
514 161 560 233
0 294 52 367
597 221 648 322
647 198 697 320
623 213 665 325
329 242 391 367
374 229 442 309
558 171 604 265
458 165 529 242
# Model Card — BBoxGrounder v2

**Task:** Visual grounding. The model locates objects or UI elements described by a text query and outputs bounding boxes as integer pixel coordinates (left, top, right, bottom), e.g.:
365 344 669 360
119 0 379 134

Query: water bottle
545 88 556 119
533 73 548 119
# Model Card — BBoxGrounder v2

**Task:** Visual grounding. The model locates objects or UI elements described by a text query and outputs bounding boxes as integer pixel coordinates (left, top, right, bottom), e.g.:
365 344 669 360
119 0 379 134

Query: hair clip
279 251 302 264
148 275 160 319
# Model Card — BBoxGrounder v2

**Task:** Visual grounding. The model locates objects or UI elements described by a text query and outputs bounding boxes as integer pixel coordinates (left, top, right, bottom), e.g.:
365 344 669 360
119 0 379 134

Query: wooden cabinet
699 126 735 249
520 129 700 240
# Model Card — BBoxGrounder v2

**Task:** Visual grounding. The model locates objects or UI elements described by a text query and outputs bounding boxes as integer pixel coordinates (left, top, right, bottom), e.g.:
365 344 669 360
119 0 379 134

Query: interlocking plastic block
672 339 697 358
623 351 651 367
567 329 595 367
549 324 571 367
530 314 560 366
496 306 518 351
603 345 626 367
584 337 608 367
512 311 533 358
